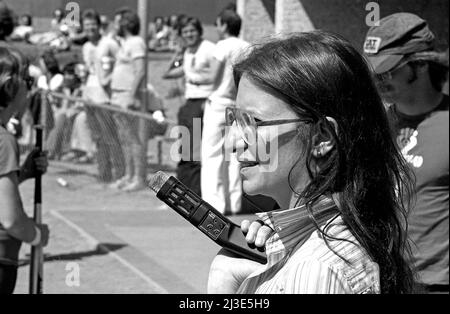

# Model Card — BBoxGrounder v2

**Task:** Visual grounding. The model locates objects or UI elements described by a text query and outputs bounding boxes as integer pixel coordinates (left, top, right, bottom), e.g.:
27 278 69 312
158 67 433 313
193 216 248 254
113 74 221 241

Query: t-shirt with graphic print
387 95 449 286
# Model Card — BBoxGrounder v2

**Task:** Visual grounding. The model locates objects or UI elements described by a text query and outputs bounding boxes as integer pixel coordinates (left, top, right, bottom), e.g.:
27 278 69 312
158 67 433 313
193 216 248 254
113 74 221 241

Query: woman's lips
239 161 259 169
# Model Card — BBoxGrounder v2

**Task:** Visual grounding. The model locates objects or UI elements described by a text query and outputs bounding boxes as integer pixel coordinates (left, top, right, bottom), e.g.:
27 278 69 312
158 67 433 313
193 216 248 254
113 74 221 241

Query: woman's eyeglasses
225 106 313 145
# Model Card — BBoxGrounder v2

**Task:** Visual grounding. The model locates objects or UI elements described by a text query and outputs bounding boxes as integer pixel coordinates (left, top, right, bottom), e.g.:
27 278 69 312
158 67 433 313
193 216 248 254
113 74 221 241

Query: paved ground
14 160 254 294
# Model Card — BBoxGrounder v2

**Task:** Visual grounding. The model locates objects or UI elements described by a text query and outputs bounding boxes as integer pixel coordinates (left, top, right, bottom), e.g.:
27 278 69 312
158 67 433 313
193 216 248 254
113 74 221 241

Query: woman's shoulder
288 216 380 293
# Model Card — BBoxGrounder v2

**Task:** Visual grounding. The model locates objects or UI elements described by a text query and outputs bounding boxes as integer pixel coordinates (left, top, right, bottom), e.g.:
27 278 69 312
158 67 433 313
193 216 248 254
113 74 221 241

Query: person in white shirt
36 50 64 158
163 17 216 195
110 8 147 192
10 15 34 42
37 51 64 93
188 10 249 214
81 9 125 183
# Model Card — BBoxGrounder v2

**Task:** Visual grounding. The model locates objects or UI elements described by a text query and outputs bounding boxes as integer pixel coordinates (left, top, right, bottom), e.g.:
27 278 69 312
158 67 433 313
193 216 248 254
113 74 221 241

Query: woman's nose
224 125 247 154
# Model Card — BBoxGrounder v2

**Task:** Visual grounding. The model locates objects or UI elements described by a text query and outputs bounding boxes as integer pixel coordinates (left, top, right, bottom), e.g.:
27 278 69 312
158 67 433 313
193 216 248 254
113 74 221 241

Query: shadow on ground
18 243 126 267
51 161 176 178
146 163 176 173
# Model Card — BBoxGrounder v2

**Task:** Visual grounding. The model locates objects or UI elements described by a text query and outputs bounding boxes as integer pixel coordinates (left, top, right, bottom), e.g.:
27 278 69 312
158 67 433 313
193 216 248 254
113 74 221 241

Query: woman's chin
242 178 263 196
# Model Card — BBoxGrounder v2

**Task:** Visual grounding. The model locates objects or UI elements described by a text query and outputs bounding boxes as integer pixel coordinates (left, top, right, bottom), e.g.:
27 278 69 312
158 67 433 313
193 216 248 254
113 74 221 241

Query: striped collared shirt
237 197 381 294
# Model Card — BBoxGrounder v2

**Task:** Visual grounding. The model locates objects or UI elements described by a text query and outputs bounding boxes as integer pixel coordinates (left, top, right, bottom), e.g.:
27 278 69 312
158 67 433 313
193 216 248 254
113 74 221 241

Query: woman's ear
312 116 338 159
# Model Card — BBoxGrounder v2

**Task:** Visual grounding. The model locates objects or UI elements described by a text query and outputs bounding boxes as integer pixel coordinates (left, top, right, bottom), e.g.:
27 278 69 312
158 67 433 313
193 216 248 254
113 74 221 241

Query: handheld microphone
148 171 267 264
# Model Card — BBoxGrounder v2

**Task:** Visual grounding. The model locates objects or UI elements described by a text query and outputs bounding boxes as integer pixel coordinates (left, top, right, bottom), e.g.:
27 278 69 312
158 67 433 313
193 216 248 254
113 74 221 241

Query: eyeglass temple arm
256 118 312 126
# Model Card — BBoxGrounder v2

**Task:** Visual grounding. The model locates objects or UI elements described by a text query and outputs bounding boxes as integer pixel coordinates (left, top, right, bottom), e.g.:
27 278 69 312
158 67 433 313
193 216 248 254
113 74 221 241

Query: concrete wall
275 0 313 33
4 0 134 18
237 0 449 50
300 0 449 51
3 0 236 25
238 0 275 43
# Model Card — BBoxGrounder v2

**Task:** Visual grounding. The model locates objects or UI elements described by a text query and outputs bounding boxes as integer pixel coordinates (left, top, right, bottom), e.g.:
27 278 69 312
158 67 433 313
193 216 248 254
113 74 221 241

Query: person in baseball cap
364 13 437 74
364 13 449 294
363 13 448 95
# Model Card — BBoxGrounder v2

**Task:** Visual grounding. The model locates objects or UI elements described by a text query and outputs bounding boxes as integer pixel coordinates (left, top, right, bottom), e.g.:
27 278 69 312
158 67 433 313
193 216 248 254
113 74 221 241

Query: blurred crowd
4 3 194 53
1 3 169 192
0 1 243 200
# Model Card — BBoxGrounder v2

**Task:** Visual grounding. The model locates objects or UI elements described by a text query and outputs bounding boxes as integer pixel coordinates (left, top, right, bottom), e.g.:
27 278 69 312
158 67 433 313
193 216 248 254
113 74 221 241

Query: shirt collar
255 194 339 267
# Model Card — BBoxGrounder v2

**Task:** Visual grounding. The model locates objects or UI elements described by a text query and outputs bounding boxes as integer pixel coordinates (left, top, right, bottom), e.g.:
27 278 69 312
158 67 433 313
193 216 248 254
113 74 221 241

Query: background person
37 50 64 151
0 47 49 294
163 17 216 196
10 14 34 42
110 8 147 192
148 16 170 51
189 10 249 215
81 8 125 182
364 13 449 294
45 62 84 161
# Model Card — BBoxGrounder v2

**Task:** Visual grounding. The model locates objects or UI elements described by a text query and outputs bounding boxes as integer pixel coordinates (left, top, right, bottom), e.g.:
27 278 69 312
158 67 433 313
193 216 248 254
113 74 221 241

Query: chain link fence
19 88 176 185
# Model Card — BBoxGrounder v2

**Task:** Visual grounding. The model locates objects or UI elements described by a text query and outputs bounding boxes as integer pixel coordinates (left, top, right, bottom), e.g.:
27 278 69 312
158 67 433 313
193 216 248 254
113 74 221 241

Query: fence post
138 0 150 177
39 90 48 143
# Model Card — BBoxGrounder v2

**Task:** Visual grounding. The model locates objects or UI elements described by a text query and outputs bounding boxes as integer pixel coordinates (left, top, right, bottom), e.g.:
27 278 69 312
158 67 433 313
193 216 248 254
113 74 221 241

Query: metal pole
29 126 44 294
138 0 150 176
138 0 149 93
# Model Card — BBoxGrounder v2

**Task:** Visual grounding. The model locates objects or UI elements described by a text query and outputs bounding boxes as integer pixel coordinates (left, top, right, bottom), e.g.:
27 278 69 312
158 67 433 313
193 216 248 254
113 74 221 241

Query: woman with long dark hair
208 31 415 294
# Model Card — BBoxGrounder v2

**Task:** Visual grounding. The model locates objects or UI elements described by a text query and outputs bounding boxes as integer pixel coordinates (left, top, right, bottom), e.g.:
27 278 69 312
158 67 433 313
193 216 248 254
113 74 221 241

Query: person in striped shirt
208 31 416 294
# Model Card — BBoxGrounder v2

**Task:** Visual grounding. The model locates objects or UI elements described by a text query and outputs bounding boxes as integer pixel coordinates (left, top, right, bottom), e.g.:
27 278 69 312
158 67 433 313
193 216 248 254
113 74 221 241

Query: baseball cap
363 13 435 74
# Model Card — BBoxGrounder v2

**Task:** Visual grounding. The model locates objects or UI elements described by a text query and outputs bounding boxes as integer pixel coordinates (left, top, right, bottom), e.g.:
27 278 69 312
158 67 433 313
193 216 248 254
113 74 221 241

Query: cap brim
367 54 404 74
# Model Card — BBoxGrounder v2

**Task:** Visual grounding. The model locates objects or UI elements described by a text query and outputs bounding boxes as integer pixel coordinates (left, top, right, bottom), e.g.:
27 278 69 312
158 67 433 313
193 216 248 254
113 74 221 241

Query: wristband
29 226 42 246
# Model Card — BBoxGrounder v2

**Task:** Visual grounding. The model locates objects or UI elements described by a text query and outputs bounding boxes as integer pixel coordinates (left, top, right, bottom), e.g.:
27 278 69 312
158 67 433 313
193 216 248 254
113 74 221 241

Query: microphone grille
147 171 170 193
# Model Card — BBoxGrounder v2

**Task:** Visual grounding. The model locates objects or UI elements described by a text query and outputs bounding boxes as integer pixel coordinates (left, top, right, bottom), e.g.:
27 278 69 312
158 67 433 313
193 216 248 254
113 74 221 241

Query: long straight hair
233 31 415 294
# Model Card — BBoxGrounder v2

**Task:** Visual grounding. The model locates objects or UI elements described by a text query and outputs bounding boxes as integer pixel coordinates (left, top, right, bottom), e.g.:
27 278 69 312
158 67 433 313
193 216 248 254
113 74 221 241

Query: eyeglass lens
226 108 257 145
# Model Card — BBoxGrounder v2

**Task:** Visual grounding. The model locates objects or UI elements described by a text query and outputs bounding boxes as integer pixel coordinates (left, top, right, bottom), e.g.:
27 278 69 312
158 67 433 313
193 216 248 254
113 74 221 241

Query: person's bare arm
98 71 113 88
97 47 115 88
162 66 184 80
130 57 146 98
208 248 264 294
18 149 48 184
162 52 185 80
0 173 38 243
98 59 113 88
207 220 273 294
